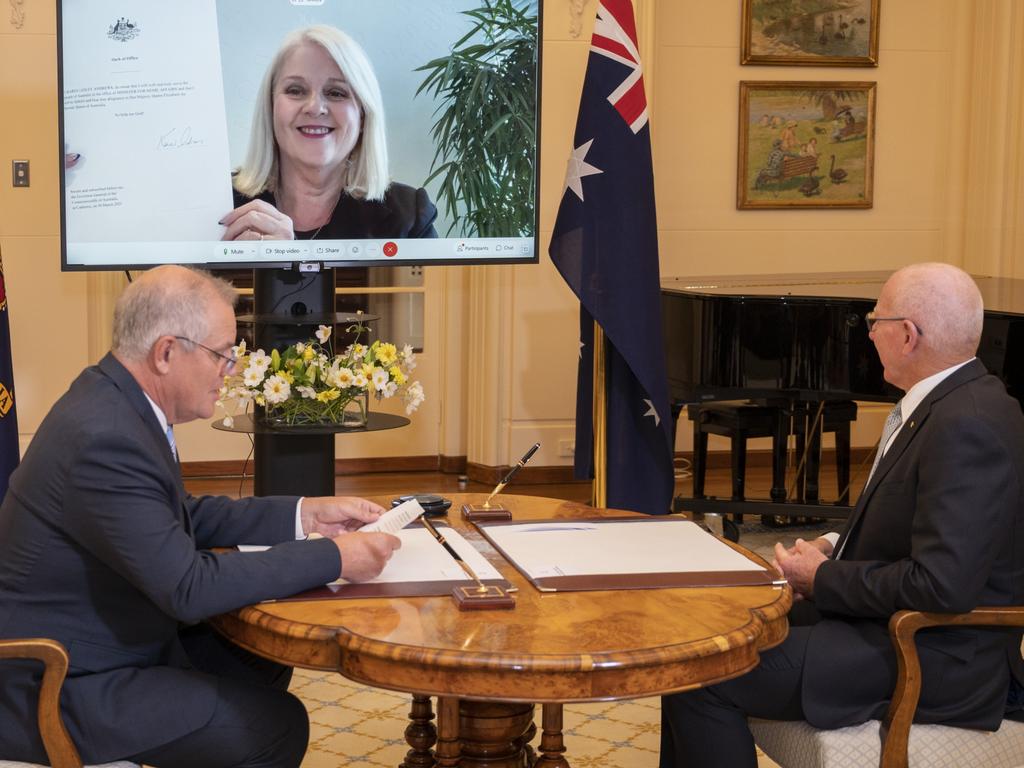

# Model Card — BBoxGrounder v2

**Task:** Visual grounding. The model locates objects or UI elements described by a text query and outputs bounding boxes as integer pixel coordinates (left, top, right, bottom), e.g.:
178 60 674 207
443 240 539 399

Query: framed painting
741 0 880 67
737 81 876 209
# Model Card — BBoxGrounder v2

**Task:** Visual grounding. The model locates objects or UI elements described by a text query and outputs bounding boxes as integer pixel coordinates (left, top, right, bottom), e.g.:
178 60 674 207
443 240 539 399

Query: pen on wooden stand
482 442 540 509
420 516 488 594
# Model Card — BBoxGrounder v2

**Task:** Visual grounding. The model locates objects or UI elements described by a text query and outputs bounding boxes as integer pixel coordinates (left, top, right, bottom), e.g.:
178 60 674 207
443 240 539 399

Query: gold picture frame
741 0 880 67
737 81 876 210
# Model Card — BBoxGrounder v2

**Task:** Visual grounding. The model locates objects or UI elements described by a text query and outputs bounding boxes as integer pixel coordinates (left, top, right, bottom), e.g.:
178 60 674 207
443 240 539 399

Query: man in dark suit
661 262 1024 767
0 266 401 767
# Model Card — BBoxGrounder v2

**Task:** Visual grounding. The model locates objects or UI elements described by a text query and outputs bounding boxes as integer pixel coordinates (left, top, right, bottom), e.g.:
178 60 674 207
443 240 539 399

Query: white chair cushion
749 717 1024 768
0 762 139 767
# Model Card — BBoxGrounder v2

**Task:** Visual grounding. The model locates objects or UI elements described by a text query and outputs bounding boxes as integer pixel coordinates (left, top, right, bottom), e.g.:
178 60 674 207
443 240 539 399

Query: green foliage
416 0 538 237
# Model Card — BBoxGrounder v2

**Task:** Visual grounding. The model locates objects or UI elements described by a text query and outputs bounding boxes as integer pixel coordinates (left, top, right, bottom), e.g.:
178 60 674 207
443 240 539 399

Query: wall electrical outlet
12 160 29 188
558 439 575 457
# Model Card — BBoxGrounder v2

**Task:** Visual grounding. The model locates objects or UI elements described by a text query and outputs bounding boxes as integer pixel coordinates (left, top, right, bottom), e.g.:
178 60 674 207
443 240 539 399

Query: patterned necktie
867 401 902 483
165 425 177 460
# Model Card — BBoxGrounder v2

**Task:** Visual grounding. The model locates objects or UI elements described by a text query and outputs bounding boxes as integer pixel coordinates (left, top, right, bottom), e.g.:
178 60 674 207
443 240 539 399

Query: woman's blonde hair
233 25 389 201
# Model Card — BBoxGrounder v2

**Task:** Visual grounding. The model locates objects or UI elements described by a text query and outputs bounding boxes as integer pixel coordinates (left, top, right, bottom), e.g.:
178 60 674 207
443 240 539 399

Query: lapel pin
909 420 915 429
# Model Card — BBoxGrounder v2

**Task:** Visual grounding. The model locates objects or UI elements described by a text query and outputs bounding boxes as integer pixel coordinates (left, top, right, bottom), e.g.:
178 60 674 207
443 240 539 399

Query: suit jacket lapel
833 359 989 558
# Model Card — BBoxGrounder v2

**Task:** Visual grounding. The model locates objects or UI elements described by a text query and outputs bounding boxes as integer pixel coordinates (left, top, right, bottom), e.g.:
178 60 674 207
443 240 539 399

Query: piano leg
794 428 807 504
770 414 788 503
804 422 822 503
691 417 708 500
730 432 746 501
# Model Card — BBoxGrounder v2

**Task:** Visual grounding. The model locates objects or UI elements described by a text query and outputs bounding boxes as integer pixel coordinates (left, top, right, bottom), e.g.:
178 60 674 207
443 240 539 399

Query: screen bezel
57 0 543 272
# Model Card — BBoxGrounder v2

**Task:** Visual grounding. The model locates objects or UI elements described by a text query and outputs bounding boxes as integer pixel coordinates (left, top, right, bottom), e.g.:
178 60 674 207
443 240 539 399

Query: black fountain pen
482 442 540 509
420 516 488 592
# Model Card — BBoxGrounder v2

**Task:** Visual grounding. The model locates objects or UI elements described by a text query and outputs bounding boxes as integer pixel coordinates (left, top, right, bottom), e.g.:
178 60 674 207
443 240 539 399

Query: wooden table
211 494 791 767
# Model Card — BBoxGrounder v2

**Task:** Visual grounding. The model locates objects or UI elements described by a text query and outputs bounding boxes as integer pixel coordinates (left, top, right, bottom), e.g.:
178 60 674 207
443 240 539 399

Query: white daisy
263 375 291 405
371 368 390 392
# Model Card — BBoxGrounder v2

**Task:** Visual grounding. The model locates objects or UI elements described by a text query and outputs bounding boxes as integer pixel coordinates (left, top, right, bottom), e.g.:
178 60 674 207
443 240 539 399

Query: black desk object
661 271 1024 518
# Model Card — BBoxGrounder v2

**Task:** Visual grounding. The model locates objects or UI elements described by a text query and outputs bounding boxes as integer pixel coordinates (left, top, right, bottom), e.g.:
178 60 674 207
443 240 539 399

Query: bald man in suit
661 263 1024 767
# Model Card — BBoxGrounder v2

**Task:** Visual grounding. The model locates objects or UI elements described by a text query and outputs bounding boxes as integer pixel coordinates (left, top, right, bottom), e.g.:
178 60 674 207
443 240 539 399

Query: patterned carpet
291 667 786 767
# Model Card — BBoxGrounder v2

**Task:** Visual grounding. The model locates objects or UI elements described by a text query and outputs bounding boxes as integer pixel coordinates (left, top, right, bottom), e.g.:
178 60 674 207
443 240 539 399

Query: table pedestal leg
533 704 569 768
402 694 437 768
435 699 538 767
435 697 462 768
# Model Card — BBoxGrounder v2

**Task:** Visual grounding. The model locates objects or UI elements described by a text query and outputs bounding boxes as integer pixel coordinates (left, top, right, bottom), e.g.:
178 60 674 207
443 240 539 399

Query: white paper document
237 525 503 587
61 0 234 242
360 499 425 534
332 527 503 586
482 519 766 579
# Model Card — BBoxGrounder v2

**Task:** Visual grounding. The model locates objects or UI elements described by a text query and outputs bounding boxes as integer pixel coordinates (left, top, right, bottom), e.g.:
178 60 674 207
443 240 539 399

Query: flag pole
592 319 607 507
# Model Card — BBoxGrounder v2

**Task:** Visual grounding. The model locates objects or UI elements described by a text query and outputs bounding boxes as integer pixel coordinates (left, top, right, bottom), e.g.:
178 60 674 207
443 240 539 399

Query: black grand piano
661 271 1024 519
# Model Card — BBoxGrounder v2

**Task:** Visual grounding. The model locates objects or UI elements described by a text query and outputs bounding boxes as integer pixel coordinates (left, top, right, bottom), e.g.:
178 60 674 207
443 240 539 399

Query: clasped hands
301 496 401 583
772 536 832 600
219 199 296 241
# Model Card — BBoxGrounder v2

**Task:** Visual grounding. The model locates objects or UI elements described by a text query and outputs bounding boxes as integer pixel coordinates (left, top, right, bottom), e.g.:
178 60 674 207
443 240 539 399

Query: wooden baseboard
181 448 875 481
464 462 588 486
182 454 467 479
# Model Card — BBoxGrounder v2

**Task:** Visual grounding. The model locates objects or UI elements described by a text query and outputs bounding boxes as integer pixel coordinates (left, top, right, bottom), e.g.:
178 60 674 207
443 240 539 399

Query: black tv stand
249 268 335 496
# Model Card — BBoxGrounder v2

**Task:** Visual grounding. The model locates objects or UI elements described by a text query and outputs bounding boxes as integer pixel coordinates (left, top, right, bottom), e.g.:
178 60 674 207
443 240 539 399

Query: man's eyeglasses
864 312 923 335
174 336 238 372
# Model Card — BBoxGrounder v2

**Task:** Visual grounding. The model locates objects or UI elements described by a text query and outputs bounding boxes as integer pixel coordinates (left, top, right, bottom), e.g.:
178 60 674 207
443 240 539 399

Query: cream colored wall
499 0 1024 467
1 2 89 460
3 1 1024 471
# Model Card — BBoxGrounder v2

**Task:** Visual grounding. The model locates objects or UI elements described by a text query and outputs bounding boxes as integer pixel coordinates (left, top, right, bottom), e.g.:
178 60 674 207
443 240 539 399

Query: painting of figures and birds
737 81 875 209
742 0 880 66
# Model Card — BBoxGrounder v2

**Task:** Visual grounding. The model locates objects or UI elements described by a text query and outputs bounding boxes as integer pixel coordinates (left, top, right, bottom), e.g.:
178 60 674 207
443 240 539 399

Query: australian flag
549 0 673 515
0 250 18 503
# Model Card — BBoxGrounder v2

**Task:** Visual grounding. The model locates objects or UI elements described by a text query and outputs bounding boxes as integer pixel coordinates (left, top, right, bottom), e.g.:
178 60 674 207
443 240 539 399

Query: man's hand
301 496 386 538
773 538 830 599
333 532 401 582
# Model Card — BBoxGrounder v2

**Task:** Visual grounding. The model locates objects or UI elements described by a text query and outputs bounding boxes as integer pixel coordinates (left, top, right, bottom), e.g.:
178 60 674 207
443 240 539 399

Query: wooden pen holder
461 503 512 522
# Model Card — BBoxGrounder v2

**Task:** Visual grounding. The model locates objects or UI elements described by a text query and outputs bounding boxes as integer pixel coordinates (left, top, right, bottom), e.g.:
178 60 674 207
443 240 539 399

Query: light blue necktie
165 425 177 460
867 402 902 483
836 401 903 561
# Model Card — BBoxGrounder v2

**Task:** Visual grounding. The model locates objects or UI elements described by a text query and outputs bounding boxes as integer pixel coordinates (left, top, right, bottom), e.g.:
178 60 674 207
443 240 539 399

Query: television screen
58 0 541 270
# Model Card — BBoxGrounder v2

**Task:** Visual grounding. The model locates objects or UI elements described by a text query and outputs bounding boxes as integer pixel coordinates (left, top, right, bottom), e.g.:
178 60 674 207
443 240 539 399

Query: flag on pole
549 0 674 514
0 250 19 503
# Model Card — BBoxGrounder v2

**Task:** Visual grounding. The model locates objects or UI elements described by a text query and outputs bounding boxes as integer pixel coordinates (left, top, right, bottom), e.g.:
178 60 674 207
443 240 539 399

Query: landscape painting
741 0 880 66
737 81 876 209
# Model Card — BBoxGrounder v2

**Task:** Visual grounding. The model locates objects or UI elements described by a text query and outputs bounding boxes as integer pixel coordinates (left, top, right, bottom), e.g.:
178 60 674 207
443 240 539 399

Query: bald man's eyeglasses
864 312 923 335
174 336 238 372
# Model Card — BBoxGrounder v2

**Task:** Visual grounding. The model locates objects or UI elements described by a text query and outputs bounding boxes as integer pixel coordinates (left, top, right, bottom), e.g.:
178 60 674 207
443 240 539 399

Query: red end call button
383 241 398 257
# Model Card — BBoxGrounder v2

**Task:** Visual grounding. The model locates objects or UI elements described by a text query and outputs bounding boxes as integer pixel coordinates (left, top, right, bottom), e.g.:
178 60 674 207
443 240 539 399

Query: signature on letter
157 126 203 150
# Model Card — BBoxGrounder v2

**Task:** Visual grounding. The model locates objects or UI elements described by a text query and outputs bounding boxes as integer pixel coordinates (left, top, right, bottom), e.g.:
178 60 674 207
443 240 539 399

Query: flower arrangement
217 323 424 428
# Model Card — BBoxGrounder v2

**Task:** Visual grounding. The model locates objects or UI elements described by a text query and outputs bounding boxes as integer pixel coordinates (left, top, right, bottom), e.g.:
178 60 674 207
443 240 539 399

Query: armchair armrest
0 638 83 768
881 606 1024 768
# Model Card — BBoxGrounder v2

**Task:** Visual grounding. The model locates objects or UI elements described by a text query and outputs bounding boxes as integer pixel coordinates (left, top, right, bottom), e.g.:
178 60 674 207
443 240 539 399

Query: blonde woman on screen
221 25 437 242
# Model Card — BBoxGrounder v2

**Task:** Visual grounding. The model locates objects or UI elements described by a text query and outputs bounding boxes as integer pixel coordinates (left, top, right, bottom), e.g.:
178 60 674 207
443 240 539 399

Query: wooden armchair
0 639 139 768
750 607 1024 768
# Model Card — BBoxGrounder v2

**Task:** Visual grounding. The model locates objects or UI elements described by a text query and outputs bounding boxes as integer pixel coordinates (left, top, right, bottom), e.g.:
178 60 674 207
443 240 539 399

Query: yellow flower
377 343 398 367
389 366 407 385
255 395 266 406
278 370 294 384
361 363 375 377
303 346 315 362
316 389 341 403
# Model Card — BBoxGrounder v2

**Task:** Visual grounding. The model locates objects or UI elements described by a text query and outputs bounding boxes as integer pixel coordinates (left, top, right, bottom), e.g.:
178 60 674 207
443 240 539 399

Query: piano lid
661 271 1024 316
